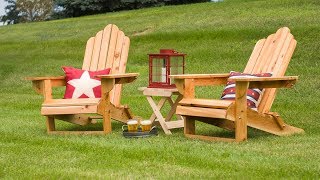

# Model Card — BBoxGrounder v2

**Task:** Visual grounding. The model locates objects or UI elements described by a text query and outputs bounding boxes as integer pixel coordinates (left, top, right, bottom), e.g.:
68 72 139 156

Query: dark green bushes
54 0 210 18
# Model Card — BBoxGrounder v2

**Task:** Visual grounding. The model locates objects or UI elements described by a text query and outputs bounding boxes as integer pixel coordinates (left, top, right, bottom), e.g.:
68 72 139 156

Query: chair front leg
235 81 249 142
99 78 116 134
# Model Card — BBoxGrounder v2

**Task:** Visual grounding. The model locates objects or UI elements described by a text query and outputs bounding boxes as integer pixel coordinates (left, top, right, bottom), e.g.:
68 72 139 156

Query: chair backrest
82 24 130 106
243 27 296 113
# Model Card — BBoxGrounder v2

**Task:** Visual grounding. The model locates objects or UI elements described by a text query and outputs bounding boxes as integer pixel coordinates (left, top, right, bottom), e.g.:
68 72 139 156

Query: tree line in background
1 0 209 24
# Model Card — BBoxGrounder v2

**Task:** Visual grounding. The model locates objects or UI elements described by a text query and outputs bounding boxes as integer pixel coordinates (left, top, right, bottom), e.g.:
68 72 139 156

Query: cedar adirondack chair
170 27 304 142
27 24 139 134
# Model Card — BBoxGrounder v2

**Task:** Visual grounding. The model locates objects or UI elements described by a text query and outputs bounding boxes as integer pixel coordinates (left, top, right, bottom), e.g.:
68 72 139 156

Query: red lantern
148 49 186 88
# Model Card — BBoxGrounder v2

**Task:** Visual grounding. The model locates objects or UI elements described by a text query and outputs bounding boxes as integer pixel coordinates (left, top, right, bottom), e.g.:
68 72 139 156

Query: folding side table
139 87 184 135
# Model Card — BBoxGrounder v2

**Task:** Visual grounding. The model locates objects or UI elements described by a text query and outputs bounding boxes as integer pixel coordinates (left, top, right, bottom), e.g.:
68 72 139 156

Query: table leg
165 95 182 122
165 97 174 122
146 96 172 135
166 95 184 121
163 94 184 129
149 97 166 121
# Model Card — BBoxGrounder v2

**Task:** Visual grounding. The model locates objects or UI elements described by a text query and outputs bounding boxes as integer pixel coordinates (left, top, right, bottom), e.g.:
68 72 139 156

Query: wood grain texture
164 95 183 122
146 96 171 134
234 81 249 142
43 80 52 100
179 98 232 109
184 116 195 135
170 73 229 79
176 106 227 119
184 79 195 98
173 27 302 142
105 25 119 69
166 120 184 129
82 37 95 70
260 37 297 113
109 105 134 123
251 34 275 73
97 73 138 79
111 31 125 105
113 36 130 106
26 76 65 80
43 98 100 107
41 105 97 115
173 79 185 95
226 105 304 136
141 88 184 134
98 78 114 133
46 116 55 132
90 30 104 71
244 39 266 73
148 98 167 122
97 24 112 70
28 24 137 134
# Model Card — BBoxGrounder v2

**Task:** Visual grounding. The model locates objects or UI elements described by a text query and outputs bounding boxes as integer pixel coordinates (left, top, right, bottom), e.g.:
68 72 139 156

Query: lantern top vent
148 49 186 56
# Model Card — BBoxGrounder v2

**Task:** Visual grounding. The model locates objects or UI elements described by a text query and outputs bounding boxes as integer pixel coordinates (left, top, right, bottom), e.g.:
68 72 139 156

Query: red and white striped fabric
221 71 272 110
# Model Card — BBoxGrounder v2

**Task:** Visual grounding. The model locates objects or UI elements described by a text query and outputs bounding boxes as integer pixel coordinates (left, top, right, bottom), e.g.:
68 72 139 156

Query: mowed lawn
0 0 319 178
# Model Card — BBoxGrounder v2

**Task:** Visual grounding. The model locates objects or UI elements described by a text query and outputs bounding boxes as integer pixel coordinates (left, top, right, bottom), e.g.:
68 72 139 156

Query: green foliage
1 0 54 24
54 0 122 17
54 0 210 18
16 0 54 22
1 0 209 24
1 0 21 24
0 0 320 178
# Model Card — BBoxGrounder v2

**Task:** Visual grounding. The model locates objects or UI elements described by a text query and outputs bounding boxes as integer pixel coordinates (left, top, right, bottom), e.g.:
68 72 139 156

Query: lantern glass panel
152 57 167 83
170 56 184 76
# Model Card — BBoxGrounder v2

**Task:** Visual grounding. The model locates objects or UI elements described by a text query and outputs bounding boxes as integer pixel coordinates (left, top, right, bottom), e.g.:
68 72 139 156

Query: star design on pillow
67 71 101 98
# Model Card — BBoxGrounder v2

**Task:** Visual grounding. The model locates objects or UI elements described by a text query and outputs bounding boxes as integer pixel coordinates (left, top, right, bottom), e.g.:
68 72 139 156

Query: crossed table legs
139 87 184 135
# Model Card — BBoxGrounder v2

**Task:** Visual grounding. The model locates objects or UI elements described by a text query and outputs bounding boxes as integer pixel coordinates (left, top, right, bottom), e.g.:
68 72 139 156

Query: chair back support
244 27 296 113
82 24 130 106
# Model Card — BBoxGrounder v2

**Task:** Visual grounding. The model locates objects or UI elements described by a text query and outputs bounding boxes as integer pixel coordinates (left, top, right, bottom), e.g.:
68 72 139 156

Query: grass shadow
54 119 125 132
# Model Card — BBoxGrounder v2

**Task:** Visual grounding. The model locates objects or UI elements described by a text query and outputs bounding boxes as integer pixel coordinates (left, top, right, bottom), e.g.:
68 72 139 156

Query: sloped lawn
0 0 319 178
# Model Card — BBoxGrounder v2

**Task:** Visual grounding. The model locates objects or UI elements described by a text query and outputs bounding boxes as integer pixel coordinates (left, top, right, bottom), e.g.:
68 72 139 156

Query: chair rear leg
184 116 195 135
46 116 55 133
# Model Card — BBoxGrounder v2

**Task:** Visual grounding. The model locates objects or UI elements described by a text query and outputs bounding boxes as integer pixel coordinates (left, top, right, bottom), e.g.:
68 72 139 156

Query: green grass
1 0 320 178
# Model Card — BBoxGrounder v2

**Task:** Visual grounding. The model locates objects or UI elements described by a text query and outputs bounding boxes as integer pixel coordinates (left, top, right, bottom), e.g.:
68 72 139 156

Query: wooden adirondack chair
170 27 304 142
27 24 139 134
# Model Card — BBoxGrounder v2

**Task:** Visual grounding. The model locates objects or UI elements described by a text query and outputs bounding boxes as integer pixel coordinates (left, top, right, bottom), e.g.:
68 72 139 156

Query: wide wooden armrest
170 74 230 98
170 73 229 79
170 73 229 88
97 73 138 79
26 76 66 96
26 76 65 81
229 76 298 88
96 73 139 84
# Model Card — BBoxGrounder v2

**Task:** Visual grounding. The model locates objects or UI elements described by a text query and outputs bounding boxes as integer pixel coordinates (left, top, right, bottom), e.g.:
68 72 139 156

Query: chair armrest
169 73 229 98
97 73 139 107
229 76 298 88
26 76 66 87
26 76 65 81
170 74 229 86
26 76 66 98
170 73 229 79
96 73 139 84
